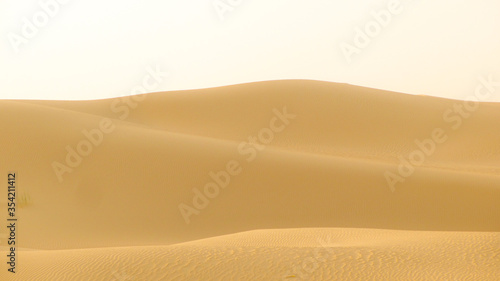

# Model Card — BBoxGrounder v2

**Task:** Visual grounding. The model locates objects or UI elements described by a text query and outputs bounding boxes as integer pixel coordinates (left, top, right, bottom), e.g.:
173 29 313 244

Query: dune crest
1 80 499 280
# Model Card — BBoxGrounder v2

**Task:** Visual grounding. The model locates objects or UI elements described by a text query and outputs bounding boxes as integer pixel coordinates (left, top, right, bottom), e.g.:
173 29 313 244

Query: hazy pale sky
1 0 499 101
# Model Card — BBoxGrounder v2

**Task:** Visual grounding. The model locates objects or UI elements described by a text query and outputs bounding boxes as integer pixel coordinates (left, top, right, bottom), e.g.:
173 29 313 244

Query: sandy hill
0 80 499 280
12 228 500 280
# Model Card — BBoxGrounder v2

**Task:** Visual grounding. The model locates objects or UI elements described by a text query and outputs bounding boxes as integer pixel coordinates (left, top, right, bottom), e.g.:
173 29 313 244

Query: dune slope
0 80 499 280
10 229 500 281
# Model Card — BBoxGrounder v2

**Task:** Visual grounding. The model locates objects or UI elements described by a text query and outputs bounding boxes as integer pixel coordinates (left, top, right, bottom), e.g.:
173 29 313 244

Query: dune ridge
1 80 499 280
10 228 500 281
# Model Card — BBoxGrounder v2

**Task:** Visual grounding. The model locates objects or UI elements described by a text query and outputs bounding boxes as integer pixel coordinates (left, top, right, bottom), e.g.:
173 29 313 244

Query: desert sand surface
0 80 499 280
10 229 500 280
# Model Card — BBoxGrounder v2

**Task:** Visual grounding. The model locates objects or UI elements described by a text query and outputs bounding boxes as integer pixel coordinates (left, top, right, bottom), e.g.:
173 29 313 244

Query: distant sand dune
0 80 499 280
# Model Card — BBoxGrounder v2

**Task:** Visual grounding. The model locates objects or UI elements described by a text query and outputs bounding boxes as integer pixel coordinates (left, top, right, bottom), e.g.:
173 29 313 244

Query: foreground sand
11 229 500 280
0 80 499 280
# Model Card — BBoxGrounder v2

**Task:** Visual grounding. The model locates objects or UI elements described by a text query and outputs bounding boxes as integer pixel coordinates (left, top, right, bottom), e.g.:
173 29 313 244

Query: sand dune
11 229 500 280
1 80 499 280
